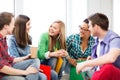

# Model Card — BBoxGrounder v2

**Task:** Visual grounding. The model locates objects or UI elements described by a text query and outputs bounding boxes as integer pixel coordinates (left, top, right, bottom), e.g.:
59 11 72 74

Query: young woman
66 19 95 80
37 20 68 80
7 15 47 80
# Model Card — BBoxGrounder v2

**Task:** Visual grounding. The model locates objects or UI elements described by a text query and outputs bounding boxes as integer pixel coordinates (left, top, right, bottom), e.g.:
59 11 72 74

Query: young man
76 13 120 80
0 12 46 80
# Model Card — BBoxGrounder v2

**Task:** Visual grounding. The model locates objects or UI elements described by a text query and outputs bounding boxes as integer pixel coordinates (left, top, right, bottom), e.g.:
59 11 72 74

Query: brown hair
88 13 109 31
48 20 66 51
13 15 31 48
0 12 14 30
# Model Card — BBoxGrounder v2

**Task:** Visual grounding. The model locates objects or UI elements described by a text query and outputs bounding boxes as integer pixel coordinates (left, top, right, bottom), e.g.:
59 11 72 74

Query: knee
51 70 58 80
30 58 40 69
33 58 40 64
101 64 115 72
39 72 47 80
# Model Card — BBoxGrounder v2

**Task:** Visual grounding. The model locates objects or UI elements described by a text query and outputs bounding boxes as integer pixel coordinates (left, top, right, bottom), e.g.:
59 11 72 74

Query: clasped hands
50 49 68 57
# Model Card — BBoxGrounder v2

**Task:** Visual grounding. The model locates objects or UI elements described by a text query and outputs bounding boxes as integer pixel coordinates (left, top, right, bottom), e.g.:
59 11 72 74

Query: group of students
0 11 120 80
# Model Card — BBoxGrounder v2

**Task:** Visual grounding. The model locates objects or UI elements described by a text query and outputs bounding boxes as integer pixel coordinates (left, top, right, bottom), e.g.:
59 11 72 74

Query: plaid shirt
66 33 95 59
0 34 14 79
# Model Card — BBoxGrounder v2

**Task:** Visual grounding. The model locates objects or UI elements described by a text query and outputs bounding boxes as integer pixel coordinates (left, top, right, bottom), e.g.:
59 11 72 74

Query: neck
98 30 107 39
81 37 89 42
0 31 6 38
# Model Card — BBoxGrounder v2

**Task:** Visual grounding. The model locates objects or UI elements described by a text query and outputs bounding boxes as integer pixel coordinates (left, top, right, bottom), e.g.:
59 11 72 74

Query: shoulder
40 32 49 41
41 32 48 37
89 36 95 45
67 33 79 39
89 36 95 42
104 30 120 43
7 35 15 41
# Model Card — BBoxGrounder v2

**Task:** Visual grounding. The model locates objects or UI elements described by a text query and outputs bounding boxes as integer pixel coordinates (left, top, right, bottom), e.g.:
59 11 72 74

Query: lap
1 76 25 80
13 58 40 70
92 64 120 80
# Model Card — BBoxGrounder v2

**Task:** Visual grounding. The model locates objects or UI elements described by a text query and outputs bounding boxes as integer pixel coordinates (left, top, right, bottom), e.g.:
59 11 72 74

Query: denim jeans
51 70 58 80
1 76 25 80
41 57 66 80
1 58 47 80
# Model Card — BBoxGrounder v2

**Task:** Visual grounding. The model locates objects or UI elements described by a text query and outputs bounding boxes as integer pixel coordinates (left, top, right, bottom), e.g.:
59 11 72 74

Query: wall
87 0 113 29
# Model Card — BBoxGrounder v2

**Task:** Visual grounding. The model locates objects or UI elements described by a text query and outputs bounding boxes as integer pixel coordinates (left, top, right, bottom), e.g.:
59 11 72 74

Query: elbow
108 56 117 63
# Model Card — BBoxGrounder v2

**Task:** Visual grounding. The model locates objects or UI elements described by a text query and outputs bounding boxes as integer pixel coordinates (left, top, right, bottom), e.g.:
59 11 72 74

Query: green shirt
37 32 60 59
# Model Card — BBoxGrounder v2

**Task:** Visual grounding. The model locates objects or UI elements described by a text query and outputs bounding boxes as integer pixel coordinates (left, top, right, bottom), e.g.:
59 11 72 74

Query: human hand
49 49 68 57
56 49 68 57
25 66 38 75
76 62 85 74
87 56 92 60
68 58 77 67
24 54 31 60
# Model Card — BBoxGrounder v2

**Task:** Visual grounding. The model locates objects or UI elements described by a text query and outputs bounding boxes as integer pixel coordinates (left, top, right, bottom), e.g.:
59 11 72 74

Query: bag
40 64 51 80
55 57 63 73
70 60 86 80
54 48 63 73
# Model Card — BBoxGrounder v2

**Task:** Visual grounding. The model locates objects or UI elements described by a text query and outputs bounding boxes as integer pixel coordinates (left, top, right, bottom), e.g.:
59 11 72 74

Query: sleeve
0 49 14 69
110 37 120 49
0 55 14 69
37 33 49 59
7 36 20 57
66 35 74 56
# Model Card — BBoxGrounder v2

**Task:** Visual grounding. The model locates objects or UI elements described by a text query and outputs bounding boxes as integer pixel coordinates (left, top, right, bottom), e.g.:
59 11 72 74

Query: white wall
87 0 113 29
113 0 120 35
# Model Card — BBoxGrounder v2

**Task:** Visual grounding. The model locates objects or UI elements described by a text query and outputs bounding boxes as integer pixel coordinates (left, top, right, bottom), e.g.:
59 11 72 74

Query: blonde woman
37 20 68 80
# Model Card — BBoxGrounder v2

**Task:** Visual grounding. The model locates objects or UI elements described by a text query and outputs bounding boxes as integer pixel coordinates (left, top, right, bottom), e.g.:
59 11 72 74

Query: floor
60 73 69 80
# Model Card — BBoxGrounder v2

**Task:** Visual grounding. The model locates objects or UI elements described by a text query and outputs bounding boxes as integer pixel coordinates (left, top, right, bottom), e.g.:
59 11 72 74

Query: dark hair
13 15 31 48
88 13 109 31
0 12 14 30
83 18 89 24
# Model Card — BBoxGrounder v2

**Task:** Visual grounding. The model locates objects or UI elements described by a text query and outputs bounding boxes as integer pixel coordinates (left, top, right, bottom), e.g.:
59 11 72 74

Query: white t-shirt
96 39 102 71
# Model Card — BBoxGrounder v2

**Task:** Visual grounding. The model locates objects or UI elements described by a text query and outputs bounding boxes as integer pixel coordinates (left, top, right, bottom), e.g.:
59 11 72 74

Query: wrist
66 55 70 59
45 51 50 59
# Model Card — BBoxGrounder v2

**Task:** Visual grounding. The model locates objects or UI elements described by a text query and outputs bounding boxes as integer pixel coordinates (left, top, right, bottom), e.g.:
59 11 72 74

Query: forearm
84 53 116 67
0 66 27 75
13 56 27 63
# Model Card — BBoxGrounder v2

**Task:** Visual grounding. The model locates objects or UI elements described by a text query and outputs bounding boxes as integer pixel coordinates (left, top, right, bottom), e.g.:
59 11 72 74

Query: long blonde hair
48 20 66 51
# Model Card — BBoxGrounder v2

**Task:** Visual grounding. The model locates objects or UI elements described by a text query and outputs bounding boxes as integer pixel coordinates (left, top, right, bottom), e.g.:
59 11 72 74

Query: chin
49 34 54 37
8 32 12 35
80 35 83 38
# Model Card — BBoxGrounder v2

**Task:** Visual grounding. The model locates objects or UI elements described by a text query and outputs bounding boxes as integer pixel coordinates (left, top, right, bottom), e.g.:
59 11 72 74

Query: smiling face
79 22 90 39
26 20 31 33
48 22 60 37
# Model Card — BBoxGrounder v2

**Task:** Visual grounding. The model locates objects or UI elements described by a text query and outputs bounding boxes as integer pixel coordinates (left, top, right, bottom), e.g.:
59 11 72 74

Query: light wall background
0 0 119 46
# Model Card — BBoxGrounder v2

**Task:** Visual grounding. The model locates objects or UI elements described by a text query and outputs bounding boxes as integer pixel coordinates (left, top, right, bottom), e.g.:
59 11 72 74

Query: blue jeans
41 57 66 80
1 58 47 80
51 70 58 80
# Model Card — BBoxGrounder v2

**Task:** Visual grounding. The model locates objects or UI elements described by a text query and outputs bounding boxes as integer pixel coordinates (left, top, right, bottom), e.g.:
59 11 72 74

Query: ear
94 24 100 30
3 24 9 29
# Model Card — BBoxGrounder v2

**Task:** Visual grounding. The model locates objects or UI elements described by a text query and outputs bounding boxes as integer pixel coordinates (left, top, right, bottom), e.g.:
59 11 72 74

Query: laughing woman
66 19 95 80
37 20 68 80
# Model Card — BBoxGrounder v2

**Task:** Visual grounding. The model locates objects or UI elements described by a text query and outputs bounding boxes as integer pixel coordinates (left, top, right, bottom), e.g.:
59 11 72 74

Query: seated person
66 19 95 80
7 14 46 80
37 20 68 80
